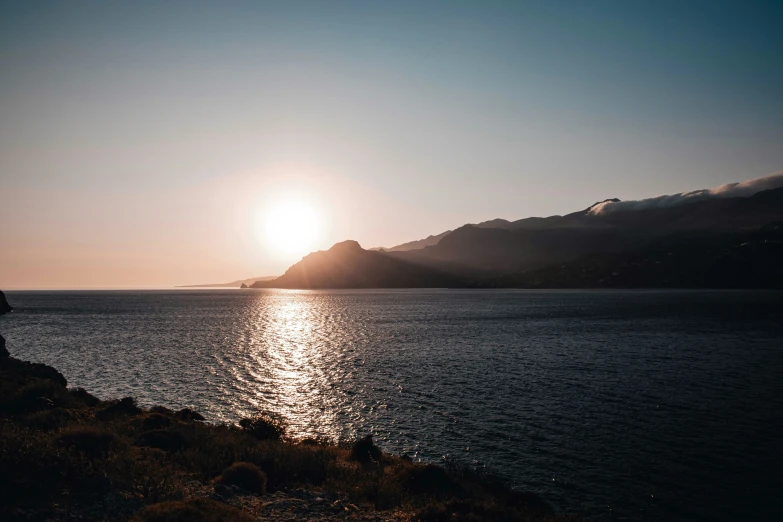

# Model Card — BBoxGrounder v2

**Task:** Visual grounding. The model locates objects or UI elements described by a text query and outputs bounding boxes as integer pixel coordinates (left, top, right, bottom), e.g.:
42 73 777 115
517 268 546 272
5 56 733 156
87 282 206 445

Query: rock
0 335 8 358
175 407 205 421
349 434 383 463
150 405 175 416
240 283 248 288
0 358 68 387
213 483 234 498
141 412 174 430
96 397 142 420
0 290 12 315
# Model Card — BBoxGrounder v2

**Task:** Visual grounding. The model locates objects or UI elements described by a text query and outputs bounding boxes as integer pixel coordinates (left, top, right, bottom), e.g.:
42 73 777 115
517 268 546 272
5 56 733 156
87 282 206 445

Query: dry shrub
24 407 74 431
97 397 142 420
216 461 267 494
70 387 100 406
400 464 463 496
238 412 286 441
142 413 174 431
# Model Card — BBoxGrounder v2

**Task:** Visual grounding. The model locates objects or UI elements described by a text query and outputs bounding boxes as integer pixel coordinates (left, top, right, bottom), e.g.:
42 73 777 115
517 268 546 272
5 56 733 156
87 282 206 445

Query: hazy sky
2 1 782 288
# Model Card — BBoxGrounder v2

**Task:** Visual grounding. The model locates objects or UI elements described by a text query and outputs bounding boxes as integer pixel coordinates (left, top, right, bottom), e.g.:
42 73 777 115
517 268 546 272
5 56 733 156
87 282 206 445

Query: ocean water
2 289 782 521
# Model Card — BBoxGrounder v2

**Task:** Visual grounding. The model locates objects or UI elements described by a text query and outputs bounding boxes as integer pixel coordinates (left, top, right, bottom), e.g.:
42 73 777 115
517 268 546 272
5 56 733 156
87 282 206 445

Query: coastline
0 338 569 522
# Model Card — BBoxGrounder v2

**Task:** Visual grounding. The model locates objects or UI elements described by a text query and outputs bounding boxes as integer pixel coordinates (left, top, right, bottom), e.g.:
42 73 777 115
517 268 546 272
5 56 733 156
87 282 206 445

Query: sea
2 289 782 521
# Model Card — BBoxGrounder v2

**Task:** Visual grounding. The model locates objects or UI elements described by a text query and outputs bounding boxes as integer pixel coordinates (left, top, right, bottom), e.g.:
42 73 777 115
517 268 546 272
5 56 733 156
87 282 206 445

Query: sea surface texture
2 289 782 521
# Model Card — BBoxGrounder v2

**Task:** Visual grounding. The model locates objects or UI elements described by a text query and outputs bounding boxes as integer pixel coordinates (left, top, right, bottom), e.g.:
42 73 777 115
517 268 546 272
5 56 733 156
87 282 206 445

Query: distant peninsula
251 240 465 289
177 276 277 288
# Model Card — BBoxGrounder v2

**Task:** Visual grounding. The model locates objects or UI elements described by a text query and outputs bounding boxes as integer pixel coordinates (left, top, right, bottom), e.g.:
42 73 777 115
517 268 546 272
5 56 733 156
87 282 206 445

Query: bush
135 429 188 452
401 464 463 496
142 413 174 431
349 434 382 463
133 499 255 522
1 380 73 415
238 413 286 441
24 408 73 431
175 408 205 421
58 427 115 456
216 462 267 494
97 397 142 419
70 387 100 406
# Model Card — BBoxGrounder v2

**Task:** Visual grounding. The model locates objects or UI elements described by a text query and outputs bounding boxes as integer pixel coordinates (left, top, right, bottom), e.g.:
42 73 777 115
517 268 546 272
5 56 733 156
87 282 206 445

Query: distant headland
249 182 783 290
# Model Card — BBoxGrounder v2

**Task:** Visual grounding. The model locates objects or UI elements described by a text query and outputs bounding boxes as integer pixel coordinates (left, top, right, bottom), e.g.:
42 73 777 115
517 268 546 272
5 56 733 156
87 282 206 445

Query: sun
262 200 320 255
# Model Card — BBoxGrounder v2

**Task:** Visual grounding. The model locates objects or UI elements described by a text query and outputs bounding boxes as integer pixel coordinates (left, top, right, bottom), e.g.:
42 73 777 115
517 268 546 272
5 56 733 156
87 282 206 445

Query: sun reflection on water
240 291 340 440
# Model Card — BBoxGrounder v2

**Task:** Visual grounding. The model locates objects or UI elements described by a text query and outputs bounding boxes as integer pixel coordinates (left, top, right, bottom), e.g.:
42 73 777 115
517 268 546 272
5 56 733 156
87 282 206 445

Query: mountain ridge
254 185 783 290
251 240 465 289
379 172 783 252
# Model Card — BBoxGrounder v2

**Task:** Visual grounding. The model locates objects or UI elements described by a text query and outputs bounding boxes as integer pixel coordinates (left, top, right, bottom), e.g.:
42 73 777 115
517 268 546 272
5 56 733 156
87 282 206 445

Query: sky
1 0 782 288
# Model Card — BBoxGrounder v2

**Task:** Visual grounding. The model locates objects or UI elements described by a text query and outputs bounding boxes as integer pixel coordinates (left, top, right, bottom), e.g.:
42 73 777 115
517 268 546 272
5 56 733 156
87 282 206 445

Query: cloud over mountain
590 171 783 214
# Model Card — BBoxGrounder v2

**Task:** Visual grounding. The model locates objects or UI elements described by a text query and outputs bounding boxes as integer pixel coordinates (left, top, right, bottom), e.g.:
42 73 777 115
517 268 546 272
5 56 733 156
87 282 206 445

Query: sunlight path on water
3 289 783 521
247 292 340 439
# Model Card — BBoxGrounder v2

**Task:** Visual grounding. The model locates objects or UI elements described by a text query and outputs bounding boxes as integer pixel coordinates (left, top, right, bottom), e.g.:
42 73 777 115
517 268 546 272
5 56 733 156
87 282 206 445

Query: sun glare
262 200 320 256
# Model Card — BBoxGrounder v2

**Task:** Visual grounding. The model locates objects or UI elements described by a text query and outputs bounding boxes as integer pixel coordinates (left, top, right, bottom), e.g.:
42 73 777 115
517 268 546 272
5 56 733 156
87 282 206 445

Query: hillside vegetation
0 335 572 522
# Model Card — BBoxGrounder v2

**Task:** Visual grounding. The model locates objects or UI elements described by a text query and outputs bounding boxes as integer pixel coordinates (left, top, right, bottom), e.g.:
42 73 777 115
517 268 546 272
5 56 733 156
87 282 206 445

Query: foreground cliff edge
0 338 572 521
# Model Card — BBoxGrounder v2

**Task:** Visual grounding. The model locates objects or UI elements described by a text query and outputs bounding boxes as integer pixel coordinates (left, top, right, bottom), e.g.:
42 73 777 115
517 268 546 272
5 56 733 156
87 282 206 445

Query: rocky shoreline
0 292 571 522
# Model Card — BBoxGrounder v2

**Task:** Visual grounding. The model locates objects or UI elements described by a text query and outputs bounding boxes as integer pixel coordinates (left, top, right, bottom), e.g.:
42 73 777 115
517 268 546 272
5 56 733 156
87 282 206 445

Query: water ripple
2 289 782 521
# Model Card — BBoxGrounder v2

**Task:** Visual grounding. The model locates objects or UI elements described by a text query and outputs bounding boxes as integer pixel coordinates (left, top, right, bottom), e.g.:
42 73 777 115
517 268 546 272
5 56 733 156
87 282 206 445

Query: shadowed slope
396 188 783 274
373 230 452 252
248 188 783 289
252 241 465 289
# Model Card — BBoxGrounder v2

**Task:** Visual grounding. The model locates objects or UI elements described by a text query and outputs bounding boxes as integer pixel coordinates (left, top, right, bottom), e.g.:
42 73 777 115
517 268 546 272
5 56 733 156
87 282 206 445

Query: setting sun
262 200 320 256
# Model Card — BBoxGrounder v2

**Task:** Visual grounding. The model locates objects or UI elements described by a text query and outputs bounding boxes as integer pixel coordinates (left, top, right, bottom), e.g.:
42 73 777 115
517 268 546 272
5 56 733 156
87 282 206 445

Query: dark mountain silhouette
498 222 783 289
393 187 783 275
379 199 624 252
252 186 783 290
0 290 12 315
251 240 465 289
372 230 452 252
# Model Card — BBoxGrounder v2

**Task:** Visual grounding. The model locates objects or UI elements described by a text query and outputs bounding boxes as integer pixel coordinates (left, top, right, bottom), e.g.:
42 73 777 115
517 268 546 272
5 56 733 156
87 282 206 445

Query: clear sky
1 1 782 288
